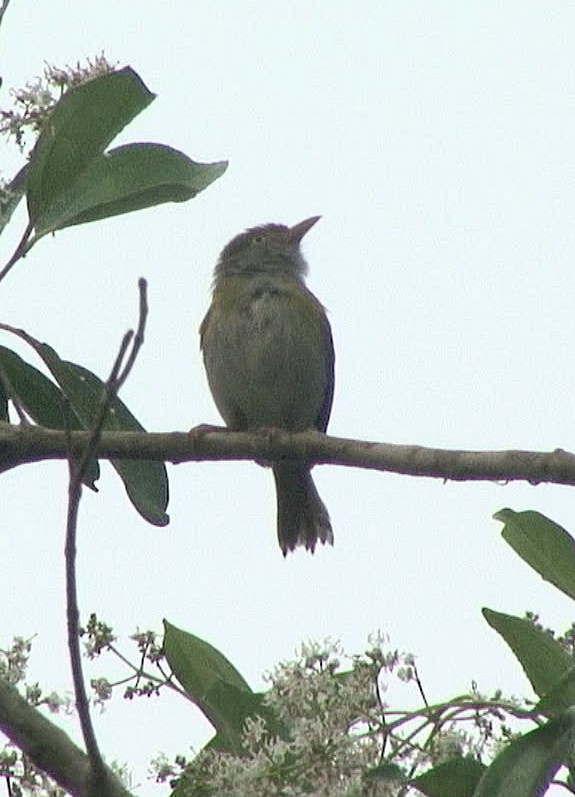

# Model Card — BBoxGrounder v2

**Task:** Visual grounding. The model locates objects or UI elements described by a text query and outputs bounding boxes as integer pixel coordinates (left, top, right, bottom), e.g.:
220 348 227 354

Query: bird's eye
252 234 265 245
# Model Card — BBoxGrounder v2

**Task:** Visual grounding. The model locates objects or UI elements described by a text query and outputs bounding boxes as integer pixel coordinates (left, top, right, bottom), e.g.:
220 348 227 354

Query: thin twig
411 661 429 708
65 466 104 782
381 695 539 735
67 278 147 485
374 671 387 762
0 0 12 29
64 279 148 792
114 277 148 392
102 642 193 703
0 219 34 287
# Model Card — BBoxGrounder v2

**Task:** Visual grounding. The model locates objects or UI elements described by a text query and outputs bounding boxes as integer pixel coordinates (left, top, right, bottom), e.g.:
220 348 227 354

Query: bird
200 216 335 555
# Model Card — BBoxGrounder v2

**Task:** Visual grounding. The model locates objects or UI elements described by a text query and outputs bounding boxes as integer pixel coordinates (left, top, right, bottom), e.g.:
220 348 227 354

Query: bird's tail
273 463 333 555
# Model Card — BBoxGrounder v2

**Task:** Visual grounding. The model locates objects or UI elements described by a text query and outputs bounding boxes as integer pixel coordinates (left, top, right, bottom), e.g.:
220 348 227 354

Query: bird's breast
202 275 331 431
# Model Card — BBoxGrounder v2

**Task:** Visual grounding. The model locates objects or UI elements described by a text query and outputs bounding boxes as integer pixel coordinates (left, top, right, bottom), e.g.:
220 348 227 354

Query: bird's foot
188 422 228 437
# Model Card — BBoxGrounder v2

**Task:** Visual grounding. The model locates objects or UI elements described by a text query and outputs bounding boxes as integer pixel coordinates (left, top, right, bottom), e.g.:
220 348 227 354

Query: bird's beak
289 215 321 243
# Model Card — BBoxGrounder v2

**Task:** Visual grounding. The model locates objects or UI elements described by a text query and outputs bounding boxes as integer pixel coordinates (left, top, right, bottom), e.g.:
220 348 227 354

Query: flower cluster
0 55 115 151
160 637 416 797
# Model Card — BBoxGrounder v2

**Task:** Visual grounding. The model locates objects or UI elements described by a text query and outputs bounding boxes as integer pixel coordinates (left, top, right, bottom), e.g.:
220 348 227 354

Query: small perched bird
200 216 334 555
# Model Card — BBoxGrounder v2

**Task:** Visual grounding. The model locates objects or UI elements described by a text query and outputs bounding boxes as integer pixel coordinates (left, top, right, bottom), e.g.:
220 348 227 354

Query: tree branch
0 424 574 486
0 678 133 797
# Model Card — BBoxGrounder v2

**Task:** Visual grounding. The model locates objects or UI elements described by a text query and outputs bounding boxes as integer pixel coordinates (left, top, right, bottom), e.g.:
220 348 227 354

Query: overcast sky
2 2 575 794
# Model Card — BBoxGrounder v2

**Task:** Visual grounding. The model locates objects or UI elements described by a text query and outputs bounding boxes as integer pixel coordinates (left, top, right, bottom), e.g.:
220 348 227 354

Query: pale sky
1 2 575 794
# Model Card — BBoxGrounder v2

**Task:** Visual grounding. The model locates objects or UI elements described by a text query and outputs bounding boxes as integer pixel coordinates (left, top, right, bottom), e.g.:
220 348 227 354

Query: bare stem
412 661 429 708
0 219 33 287
64 280 149 792
0 0 12 29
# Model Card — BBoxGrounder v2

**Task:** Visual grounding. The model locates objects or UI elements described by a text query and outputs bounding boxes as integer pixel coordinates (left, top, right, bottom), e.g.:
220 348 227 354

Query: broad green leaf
54 358 169 527
483 608 572 700
537 665 575 715
0 327 168 525
0 344 73 428
412 757 486 797
473 708 575 797
163 622 289 754
33 143 227 233
163 620 252 697
24 66 227 240
0 345 99 488
495 509 575 602
26 67 154 226
163 621 254 754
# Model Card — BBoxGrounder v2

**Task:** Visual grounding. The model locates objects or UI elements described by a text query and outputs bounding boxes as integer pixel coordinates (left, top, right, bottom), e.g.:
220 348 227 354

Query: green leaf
26 67 154 227
473 708 575 797
33 143 227 233
54 358 169 527
0 345 100 488
537 665 575 715
24 66 227 239
163 621 252 697
163 621 256 754
483 608 572 701
0 344 71 427
363 762 406 784
204 685 289 754
495 509 575 602
0 327 168 525
412 757 486 797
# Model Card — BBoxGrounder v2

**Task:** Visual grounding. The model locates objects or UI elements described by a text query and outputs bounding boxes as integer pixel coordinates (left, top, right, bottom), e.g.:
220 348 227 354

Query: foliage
80 510 575 796
0 46 225 797
0 58 227 524
0 11 575 797
9 557 575 797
